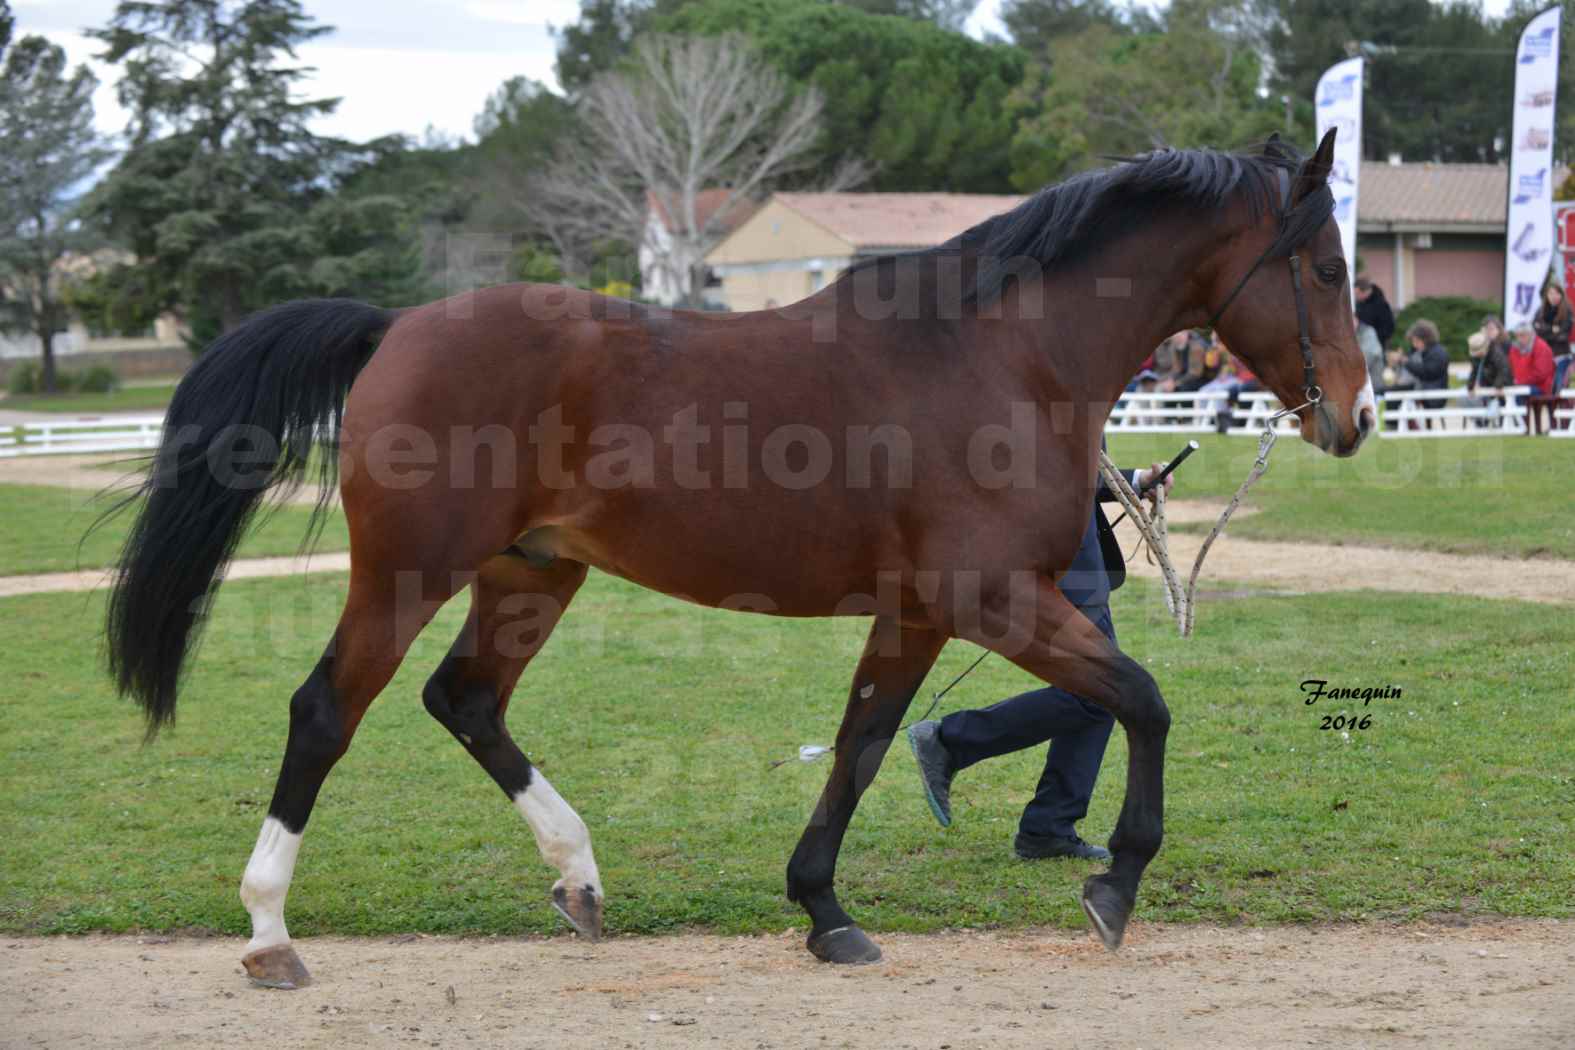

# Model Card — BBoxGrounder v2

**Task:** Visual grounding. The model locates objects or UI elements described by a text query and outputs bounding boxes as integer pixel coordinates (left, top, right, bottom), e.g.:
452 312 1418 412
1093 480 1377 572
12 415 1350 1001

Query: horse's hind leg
960 575 1169 951
421 554 604 939
239 561 457 988
787 616 945 964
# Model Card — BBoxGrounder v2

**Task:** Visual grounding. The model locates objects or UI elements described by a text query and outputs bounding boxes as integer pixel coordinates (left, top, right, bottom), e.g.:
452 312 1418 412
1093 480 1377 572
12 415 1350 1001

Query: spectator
1355 312 1385 394
1464 322 1514 427
1468 318 1515 391
1198 350 1261 433
1176 331 1224 393
1509 323 1556 435
1131 368 1160 426
1354 277 1396 349
1461 324 1512 390
1533 282 1572 391
1151 332 1178 378
1480 314 1513 355
1151 331 1190 392
1387 320 1449 430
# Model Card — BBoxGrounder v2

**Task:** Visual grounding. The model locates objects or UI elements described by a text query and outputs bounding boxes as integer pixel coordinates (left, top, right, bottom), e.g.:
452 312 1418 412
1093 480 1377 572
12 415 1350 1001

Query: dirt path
0 453 325 507
3 922 1571 1049
1109 504 1575 605
0 551 352 599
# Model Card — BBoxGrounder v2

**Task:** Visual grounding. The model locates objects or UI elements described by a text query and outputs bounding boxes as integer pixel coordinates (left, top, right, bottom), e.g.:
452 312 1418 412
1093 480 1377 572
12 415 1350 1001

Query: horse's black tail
106 298 395 735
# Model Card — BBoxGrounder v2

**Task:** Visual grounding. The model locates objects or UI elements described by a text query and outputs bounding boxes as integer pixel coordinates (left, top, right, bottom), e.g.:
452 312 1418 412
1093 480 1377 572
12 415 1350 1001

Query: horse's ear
1264 132 1287 160
1293 128 1338 202
1304 128 1338 183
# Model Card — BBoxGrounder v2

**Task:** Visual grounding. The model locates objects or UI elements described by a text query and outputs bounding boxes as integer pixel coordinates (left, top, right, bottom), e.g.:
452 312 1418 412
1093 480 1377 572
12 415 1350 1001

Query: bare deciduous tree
525 33 865 305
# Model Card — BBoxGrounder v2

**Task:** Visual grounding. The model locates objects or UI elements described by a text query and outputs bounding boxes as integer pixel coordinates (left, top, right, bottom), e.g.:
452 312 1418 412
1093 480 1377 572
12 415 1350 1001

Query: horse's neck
991 219 1226 409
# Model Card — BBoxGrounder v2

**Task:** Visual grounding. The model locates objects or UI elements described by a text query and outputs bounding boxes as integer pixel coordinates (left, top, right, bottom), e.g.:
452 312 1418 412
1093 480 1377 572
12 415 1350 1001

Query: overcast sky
15 0 1518 147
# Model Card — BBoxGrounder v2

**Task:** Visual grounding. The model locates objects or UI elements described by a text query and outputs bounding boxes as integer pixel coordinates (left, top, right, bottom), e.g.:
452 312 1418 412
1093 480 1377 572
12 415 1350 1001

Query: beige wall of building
718 269 837 312
707 200 852 265
708 200 855 311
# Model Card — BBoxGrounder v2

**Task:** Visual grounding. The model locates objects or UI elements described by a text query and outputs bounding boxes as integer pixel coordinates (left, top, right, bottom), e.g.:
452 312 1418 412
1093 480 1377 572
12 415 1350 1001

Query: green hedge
1393 295 1501 361
6 362 120 395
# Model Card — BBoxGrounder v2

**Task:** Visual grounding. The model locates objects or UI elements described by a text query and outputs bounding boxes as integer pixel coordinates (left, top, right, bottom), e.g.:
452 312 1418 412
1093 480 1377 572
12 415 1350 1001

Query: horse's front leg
786 616 945 964
958 572 1170 949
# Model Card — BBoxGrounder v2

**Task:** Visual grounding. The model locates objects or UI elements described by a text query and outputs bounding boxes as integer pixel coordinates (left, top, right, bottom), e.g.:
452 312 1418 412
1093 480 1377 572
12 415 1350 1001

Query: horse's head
1208 130 1374 457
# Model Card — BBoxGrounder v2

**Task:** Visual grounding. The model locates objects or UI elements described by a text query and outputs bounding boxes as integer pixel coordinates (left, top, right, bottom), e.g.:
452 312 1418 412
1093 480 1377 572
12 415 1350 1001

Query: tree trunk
218 281 245 334
39 326 57 394
683 258 707 310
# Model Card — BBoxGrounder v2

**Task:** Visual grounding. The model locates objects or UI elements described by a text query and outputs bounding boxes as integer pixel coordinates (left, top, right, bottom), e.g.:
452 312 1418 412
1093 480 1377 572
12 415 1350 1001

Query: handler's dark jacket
1060 467 1138 611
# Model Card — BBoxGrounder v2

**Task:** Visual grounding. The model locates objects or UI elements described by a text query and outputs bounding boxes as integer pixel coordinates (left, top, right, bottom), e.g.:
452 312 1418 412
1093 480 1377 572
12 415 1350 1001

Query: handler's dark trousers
935 606 1117 840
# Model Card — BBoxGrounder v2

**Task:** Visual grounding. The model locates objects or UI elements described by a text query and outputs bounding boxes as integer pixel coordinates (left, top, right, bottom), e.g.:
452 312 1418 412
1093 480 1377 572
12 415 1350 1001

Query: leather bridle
1203 166 1323 416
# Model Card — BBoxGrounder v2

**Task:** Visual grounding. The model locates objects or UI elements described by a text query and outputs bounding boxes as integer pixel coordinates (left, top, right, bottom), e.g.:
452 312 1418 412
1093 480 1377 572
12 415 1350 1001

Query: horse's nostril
1358 406 1376 435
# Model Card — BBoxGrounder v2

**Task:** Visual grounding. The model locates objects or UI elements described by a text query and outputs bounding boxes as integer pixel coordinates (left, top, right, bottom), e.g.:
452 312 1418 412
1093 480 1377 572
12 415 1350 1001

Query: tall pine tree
84 0 424 344
0 19 112 391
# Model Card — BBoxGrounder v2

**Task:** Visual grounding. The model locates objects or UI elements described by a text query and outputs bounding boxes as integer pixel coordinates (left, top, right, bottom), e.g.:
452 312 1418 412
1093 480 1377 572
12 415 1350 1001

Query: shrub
1394 295 1502 361
7 362 43 395
5 362 122 395
75 366 120 393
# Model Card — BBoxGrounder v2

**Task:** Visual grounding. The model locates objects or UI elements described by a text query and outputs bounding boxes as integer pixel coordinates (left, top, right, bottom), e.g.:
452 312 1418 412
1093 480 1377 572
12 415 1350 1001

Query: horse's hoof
806 925 882 965
1080 875 1133 951
552 883 603 942
242 943 312 989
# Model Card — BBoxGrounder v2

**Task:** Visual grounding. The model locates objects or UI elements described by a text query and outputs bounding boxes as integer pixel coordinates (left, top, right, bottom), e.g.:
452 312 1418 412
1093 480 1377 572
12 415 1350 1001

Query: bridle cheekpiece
1203 165 1323 419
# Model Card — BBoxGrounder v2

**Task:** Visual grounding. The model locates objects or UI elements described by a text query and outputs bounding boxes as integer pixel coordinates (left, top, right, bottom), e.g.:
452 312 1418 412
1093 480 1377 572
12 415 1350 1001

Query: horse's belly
532 509 900 619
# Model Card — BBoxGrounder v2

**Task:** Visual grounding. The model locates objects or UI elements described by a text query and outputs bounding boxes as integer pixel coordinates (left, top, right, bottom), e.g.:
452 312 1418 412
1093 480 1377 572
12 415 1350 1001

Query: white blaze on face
514 771 602 899
1353 376 1376 429
240 816 304 953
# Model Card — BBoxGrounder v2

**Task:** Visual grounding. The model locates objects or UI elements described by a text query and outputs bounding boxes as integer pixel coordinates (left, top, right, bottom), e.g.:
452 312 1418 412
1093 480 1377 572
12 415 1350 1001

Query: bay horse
106 131 1372 986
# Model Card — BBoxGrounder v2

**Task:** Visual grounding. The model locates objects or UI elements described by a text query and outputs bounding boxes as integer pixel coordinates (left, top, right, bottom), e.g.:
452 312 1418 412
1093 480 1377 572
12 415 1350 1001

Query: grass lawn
1 571 1569 939
0 483 349 576
1108 432 1575 560
2 382 180 415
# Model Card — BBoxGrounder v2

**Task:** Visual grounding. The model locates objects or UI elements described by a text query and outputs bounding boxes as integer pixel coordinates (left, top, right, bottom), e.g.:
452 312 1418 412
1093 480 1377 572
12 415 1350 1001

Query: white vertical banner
1504 6 1562 329
1315 56 1364 288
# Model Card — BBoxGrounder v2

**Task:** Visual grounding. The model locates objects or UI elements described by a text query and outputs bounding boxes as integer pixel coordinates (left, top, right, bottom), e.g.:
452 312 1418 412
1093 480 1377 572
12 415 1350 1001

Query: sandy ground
0 551 352 599
3 922 1572 1049
1109 508 1575 606
0 453 325 506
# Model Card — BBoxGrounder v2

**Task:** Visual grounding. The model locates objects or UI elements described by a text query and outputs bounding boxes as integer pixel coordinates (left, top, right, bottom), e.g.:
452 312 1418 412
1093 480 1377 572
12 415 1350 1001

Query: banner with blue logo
1314 57 1363 296
1504 7 1561 329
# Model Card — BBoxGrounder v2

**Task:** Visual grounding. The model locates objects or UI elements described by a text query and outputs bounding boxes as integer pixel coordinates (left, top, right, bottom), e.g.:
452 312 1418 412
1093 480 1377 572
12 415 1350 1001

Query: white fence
1 389 1570 457
1109 390 1299 436
1110 385 1572 437
0 415 164 458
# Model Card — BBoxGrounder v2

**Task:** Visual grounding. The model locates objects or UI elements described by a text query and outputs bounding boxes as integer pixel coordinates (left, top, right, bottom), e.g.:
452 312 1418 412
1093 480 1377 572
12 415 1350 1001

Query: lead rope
1102 399 1313 638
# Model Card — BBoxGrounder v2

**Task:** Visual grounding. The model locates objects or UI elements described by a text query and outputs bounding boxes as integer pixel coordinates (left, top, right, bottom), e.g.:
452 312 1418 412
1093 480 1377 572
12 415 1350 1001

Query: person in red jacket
1510 324 1556 434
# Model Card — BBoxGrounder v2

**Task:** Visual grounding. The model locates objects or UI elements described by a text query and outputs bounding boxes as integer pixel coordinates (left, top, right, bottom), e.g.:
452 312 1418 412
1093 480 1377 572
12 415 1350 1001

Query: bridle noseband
1203 166 1323 417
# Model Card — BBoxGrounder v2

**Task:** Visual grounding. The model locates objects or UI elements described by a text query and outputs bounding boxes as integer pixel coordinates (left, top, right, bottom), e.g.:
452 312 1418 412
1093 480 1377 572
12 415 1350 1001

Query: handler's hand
1137 461 1174 503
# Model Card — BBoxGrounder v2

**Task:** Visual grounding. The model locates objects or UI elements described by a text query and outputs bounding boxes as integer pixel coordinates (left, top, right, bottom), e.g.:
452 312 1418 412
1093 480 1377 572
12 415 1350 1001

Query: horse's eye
1316 262 1343 285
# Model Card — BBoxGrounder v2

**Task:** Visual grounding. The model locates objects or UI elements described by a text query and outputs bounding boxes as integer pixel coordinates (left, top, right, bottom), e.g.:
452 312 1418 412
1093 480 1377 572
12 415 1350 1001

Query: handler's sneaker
1014 831 1112 862
906 720 955 827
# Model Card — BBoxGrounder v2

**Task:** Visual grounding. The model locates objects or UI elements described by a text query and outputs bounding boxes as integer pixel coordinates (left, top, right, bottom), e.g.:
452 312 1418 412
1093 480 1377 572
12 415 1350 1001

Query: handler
908 451 1173 861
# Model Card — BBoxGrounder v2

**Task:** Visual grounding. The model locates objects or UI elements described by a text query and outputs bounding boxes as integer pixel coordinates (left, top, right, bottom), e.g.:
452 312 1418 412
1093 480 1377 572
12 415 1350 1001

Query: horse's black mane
840 141 1335 304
